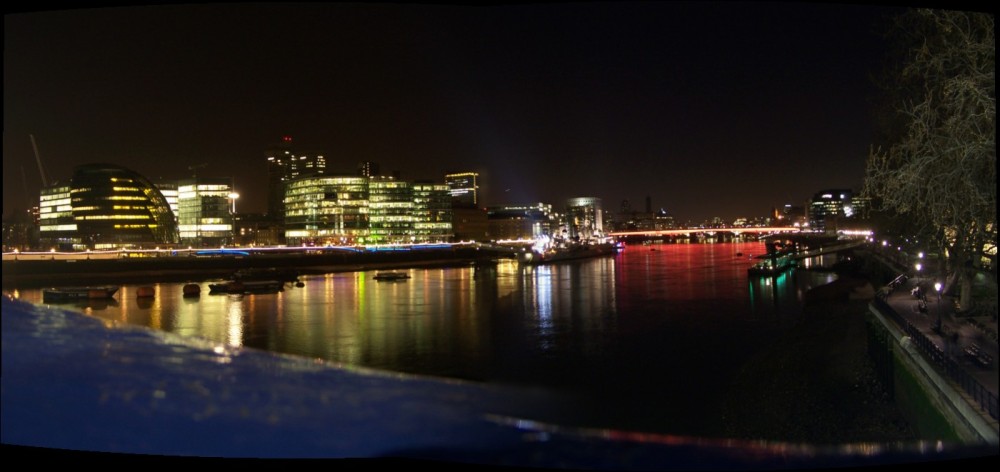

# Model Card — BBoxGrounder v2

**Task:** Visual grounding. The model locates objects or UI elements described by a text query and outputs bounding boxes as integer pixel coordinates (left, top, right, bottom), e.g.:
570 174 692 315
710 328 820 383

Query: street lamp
228 192 240 215
933 282 943 334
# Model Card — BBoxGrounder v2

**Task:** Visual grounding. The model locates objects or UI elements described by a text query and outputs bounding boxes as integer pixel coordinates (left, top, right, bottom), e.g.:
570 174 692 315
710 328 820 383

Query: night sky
4 2 911 223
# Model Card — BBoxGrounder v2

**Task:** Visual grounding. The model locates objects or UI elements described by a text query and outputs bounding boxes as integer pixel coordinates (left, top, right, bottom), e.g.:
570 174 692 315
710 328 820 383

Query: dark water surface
9 242 840 437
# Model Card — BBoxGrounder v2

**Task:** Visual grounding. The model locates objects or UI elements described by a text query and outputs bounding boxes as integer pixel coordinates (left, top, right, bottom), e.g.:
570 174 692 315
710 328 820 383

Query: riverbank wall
1 246 511 289
857 244 999 445
866 302 996 444
791 246 997 444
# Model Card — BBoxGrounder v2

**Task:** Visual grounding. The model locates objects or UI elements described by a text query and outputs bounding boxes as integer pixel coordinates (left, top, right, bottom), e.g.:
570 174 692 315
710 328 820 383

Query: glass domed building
39 163 178 249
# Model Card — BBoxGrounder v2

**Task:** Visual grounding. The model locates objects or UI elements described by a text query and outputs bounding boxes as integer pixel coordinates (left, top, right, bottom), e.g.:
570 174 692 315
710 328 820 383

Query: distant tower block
357 161 380 178
445 172 479 208
265 136 327 221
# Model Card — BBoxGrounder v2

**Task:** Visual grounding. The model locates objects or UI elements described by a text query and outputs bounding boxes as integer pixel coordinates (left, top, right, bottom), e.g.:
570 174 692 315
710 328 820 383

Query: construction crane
188 163 207 178
29 134 49 187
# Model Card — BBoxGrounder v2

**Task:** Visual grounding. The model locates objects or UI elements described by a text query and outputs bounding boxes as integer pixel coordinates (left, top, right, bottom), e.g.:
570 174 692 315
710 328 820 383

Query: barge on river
42 286 119 302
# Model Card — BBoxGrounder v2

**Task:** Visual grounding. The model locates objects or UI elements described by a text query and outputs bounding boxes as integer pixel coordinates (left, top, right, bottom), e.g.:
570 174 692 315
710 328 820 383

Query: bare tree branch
863 8 995 310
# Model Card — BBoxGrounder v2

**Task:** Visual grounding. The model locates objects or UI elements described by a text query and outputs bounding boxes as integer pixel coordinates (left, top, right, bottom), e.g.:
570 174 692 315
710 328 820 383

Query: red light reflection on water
614 241 766 312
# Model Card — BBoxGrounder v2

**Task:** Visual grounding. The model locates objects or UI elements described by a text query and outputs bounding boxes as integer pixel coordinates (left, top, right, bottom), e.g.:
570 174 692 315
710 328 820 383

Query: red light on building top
282 136 292 142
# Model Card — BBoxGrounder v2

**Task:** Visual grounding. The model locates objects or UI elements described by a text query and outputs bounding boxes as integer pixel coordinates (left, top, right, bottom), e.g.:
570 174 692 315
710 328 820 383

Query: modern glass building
281 176 455 245
37 184 77 249
156 183 179 224
38 163 178 250
368 176 414 244
284 176 370 245
412 183 453 242
177 178 234 247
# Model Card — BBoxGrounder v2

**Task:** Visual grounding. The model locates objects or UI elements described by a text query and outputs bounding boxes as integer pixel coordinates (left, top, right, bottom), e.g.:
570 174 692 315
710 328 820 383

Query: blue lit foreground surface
2 295 993 468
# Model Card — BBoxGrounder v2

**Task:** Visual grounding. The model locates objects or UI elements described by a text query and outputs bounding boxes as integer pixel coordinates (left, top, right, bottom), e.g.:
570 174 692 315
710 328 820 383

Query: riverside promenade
867 250 998 440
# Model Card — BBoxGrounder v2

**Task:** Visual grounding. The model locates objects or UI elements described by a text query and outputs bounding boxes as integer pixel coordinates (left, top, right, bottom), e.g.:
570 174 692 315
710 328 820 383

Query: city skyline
5 2 921 221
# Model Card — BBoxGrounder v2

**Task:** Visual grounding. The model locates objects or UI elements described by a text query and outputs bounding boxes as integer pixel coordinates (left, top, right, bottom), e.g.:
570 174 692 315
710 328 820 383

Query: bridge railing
872 296 999 420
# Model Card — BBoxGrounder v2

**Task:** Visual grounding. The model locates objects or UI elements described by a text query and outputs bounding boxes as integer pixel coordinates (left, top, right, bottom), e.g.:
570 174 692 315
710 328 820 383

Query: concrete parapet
868 303 999 445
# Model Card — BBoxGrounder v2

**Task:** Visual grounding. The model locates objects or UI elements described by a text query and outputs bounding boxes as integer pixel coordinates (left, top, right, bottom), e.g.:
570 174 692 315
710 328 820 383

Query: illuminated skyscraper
445 172 479 208
266 136 328 221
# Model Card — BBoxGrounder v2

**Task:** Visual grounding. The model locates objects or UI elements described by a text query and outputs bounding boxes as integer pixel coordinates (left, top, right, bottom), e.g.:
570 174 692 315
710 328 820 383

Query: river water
8 242 840 438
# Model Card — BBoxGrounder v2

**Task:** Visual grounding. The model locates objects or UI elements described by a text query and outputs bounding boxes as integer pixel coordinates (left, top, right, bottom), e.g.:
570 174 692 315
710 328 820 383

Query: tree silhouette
864 8 995 311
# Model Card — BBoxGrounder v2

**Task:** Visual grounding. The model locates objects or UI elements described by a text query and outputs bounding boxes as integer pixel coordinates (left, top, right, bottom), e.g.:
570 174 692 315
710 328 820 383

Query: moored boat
42 286 119 302
373 272 410 281
518 240 621 265
231 267 301 283
747 253 796 276
208 280 285 294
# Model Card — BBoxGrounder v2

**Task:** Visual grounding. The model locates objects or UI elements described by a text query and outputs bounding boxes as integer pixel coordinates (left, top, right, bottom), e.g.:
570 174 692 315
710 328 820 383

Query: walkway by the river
878 273 998 428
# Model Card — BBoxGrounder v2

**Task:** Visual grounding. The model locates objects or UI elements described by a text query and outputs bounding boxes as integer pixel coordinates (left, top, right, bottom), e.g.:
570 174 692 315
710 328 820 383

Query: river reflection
8 242 841 437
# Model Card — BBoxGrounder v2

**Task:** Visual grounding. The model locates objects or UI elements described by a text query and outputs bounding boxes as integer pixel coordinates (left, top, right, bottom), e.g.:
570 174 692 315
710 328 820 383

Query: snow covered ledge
3 295 993 468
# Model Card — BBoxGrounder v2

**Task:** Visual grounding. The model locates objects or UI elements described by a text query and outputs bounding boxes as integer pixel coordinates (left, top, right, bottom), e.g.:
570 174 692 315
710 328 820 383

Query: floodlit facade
565 197 603 241
284 176 370 245
177 178 234 247
38 163 178 250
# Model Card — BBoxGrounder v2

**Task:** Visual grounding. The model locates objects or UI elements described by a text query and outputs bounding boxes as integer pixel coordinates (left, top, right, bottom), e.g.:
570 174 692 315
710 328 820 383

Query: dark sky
4 2 910 223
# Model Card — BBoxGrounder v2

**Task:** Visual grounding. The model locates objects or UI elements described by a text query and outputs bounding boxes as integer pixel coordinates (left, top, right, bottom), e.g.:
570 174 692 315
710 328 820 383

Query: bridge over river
609 226 803 237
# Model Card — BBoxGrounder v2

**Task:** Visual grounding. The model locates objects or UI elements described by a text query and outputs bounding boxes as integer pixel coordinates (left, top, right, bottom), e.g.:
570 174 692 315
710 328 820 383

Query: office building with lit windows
177 178 234 247
565 197 603 241
37 184 77 249
284 176 370 246
445 172 479 208
282 176 453 245
412 182 453 242
38 163 178 250
156 183 179 223
368 176 414 244
807 189 871 232
487 203 555 241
